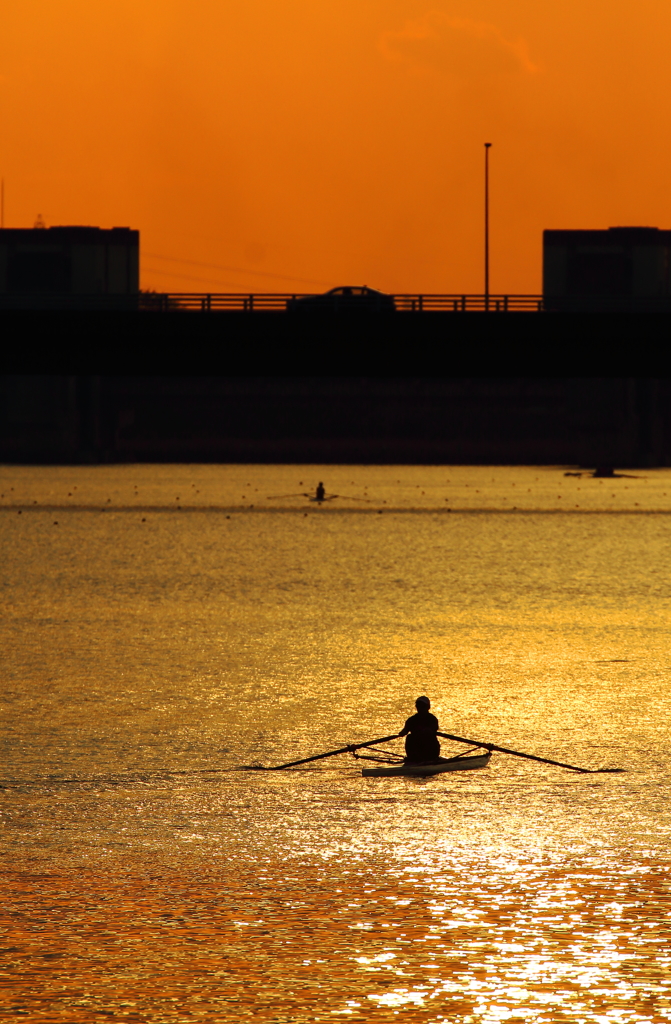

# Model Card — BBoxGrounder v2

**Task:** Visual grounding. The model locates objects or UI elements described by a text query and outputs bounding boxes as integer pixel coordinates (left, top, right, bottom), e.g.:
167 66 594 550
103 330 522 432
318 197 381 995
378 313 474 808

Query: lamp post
484 143 492 311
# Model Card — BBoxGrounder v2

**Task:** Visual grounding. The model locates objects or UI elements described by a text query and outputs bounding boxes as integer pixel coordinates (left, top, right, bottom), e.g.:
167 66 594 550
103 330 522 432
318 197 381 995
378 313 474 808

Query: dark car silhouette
286 286 396 312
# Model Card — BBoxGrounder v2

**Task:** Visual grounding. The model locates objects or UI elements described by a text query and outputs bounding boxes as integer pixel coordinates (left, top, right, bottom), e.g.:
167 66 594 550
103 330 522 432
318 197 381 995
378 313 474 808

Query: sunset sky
2 1 671 293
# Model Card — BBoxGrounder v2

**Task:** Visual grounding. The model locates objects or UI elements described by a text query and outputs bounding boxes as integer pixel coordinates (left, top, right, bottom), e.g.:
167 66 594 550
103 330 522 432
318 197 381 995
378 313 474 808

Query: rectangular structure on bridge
0 226 139 310
543 227 671 311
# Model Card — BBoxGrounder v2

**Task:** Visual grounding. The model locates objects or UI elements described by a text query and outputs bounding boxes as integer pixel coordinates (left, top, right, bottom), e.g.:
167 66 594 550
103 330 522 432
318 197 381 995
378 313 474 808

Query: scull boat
245 729 622 775
361 751 491 778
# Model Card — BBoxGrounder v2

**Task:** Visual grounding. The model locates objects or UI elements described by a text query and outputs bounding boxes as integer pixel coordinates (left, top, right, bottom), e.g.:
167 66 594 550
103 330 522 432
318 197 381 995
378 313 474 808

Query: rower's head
416 695 430 711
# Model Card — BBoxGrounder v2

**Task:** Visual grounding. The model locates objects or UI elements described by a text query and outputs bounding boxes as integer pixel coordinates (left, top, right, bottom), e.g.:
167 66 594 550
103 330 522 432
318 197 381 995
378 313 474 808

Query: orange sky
2 1 671 293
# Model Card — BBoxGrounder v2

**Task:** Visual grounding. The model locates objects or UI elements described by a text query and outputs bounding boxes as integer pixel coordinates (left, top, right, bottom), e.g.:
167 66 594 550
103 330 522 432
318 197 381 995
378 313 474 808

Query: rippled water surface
2 465 671 1022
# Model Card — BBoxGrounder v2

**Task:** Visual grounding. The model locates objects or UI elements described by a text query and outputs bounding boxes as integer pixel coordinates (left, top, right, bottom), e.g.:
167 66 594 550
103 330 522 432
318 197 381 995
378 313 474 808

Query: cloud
379 10 538 79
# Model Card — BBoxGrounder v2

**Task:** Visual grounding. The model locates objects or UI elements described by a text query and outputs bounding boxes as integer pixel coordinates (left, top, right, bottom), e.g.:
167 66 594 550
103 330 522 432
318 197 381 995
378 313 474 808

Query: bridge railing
393 294 543 312
139 292 544 312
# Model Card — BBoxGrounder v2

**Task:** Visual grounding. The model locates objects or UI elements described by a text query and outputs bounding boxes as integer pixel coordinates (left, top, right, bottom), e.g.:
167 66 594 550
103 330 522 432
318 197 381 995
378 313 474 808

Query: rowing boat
361 751 491 778
245 728 622 776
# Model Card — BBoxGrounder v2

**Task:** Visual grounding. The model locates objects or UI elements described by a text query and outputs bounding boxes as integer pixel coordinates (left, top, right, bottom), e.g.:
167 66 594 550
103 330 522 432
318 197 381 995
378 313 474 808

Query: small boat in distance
361 751 491 778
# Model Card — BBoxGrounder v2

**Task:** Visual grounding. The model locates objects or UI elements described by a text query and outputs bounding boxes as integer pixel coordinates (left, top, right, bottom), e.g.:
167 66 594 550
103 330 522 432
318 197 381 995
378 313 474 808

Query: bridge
139 292 544 312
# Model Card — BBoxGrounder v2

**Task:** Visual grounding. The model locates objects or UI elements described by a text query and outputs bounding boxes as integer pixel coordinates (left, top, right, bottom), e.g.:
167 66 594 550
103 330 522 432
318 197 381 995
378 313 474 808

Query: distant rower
399 696 440 764
315 482 325 501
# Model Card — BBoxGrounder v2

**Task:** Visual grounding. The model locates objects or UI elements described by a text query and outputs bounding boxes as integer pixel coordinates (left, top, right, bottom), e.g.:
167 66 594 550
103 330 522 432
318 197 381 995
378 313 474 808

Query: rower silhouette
315 482 325 502
399 696 441 764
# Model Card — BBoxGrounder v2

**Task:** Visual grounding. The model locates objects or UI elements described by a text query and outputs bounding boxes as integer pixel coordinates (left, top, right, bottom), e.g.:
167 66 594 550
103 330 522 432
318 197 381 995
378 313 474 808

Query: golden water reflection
2 466 671 1021
3 853 670 1022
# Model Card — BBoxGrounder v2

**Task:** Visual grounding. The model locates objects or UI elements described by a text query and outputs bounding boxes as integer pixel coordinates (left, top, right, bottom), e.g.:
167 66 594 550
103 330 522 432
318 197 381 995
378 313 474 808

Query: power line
141 266 254 290
143 251 331 287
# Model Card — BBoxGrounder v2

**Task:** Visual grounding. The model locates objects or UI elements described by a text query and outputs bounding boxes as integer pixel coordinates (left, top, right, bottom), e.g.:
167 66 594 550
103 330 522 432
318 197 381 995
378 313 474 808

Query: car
286 286 396 312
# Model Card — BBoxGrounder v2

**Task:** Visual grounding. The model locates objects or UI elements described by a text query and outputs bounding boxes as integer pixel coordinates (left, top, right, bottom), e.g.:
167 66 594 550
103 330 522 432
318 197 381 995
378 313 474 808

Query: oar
266 492 311 499
241 733 400 771
438 732 624 774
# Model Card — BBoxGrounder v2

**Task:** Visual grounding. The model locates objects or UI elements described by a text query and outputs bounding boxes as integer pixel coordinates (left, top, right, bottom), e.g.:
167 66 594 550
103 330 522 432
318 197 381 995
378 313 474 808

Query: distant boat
361 751 491 778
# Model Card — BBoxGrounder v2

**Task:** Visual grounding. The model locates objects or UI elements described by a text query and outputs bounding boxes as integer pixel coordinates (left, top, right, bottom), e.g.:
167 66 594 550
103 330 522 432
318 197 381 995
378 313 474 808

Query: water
2 465 671 1022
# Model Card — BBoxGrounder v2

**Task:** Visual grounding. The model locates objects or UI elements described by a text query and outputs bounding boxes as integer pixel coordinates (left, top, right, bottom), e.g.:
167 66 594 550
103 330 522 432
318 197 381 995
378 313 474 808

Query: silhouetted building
0 226 139 309
543 227 671 311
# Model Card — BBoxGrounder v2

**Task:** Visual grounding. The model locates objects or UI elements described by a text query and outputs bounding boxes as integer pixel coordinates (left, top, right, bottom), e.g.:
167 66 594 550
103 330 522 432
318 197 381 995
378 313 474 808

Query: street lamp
484 143 492 311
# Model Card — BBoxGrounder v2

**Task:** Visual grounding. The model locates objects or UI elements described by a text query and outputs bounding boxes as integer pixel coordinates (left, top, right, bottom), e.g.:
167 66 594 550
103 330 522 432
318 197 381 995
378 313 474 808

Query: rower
315 482 325 501
399 696 440 764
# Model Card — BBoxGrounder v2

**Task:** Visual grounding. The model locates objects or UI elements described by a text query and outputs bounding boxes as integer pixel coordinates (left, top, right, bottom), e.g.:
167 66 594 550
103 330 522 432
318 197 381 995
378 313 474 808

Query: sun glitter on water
1 464 671 1022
